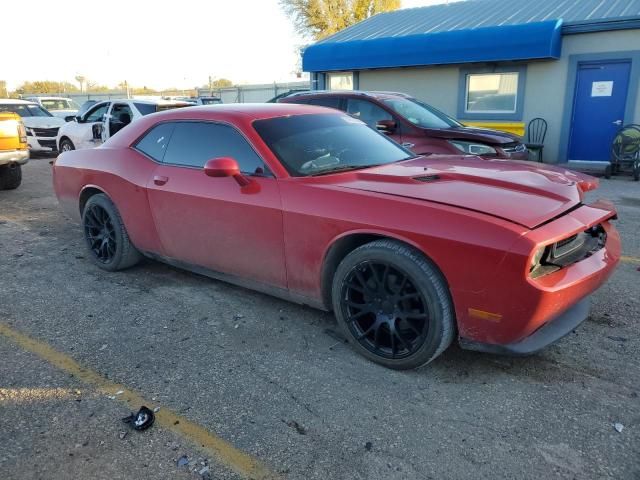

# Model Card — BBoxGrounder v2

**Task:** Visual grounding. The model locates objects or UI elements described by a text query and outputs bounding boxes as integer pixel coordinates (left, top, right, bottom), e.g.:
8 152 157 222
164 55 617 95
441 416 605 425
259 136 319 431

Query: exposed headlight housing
529 225 608 278
449 140 497 156
530 246 545 272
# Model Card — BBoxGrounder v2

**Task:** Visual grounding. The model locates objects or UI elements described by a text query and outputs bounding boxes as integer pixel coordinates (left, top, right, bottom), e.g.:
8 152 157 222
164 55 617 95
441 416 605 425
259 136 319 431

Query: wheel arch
79 185 110 216
58 135 74 150
320 230 443 310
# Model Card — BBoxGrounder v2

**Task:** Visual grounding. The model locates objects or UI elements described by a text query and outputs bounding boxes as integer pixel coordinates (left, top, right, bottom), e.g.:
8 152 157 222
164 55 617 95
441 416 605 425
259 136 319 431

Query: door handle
613 120 623 126
153 175 169 186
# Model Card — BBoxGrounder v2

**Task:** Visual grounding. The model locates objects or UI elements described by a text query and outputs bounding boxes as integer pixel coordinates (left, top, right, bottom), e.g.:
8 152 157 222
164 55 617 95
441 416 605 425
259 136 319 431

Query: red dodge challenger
53 104 621 369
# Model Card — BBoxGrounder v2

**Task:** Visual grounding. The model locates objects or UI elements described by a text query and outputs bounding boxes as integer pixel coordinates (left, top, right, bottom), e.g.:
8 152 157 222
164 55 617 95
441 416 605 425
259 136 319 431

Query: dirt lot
1 156 639 480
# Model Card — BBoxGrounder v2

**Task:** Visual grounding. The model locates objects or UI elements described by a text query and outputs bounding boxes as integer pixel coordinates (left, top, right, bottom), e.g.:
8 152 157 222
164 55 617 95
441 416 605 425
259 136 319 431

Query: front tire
82 194 141 271
331 239 455 370
0 164 22 190
59 138 75 152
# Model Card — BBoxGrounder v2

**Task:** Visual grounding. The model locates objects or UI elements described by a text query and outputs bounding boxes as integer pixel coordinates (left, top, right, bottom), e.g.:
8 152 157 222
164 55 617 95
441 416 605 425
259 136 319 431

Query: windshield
200 98 221 105
382 98 461 129
253 114 414 177
41 99 80 111
0 104 52 117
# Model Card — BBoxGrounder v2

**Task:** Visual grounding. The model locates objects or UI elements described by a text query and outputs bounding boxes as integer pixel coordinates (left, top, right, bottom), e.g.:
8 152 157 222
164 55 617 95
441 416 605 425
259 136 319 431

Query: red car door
140 121 287 288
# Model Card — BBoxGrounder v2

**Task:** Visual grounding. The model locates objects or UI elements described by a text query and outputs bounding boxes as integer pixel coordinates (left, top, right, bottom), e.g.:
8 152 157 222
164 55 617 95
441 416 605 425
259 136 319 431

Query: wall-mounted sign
591 81 613 97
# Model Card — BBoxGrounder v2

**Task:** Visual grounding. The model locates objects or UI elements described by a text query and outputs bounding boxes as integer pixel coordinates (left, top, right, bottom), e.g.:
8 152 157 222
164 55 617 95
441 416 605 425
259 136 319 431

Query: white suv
57 99 191 151
0 99 65 153
25 96 80 119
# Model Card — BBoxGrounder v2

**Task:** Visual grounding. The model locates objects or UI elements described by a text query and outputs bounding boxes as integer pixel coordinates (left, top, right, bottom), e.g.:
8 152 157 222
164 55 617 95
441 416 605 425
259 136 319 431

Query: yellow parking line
621 255 640 264
0 323 280 480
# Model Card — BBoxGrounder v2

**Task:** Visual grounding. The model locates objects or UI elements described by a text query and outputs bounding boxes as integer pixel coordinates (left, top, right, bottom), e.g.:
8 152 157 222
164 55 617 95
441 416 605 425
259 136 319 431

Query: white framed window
327 72 354 91
465 72 519 114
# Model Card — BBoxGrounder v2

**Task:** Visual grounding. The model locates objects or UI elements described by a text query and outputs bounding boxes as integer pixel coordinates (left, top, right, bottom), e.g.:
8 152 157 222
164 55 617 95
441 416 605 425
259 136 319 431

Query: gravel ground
0 156 638 479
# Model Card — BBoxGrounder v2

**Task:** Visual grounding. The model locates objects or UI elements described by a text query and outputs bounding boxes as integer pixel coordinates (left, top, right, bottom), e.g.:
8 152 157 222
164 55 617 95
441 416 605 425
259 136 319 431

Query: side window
111 104 134 124
84 103 110 123
134 123 175 162
163 122 267 175
346 99 392 128
307 97 343 111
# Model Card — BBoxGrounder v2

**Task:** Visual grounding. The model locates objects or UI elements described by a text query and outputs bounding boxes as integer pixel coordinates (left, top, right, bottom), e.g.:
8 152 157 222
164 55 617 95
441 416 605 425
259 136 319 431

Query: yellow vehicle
0 111 29 189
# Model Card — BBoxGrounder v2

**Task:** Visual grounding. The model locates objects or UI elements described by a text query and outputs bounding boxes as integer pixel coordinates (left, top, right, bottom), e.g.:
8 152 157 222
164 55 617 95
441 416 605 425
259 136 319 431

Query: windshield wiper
308 164 383 177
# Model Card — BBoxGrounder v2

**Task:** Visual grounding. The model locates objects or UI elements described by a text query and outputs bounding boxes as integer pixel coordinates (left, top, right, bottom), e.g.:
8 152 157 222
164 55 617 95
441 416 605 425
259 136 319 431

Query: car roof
26 96 74 101
0 99 37 105
285 90 411 100
105 103 346 150
122 103 343 128
119 98 193 106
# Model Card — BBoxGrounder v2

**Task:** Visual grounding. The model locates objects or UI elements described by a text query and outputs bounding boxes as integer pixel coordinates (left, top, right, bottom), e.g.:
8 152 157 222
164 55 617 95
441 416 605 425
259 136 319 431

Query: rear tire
331 239 455 370
0 164 22 190
59 138 75 152
82 193 141 271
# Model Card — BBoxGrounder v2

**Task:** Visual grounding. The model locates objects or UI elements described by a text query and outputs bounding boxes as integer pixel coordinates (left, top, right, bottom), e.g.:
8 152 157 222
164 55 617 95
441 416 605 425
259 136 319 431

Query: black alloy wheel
332 239 454 370
84 203 117 263
341 261 430 359
81 193 141 271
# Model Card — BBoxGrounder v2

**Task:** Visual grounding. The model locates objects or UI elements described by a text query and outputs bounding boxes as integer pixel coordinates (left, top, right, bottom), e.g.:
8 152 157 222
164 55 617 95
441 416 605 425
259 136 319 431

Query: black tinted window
134 103 157 115
346 99 392 128
0 104 52 117
306 97 343 110
253 114 412 177
163 122 266 174
135 123 175 161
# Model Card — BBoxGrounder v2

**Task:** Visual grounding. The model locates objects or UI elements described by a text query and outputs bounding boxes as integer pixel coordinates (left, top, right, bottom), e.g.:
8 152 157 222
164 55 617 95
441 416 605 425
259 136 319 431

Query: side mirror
376 119 397 134
204 157 251 186
65 115 76 122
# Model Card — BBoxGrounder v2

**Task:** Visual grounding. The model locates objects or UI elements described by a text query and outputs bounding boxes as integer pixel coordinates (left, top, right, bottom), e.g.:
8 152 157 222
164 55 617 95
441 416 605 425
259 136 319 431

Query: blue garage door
568 61 631 162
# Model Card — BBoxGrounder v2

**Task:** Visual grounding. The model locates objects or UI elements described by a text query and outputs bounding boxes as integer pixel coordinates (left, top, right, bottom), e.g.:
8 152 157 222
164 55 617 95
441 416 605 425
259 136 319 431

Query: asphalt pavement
0 156 638 479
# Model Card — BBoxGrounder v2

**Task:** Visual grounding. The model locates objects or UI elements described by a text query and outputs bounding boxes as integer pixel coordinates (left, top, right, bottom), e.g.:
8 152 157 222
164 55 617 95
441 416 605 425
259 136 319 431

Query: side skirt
142 251 328 311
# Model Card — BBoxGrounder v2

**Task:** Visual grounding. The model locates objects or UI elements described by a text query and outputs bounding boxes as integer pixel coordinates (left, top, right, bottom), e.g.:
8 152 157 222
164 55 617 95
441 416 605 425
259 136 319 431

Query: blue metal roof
318 0 640 43
303 0 640 72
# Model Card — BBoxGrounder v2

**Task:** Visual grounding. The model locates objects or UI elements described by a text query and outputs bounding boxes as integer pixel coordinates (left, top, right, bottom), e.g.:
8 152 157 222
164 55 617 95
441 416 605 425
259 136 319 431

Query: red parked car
280 90 529 159
53 104 620 369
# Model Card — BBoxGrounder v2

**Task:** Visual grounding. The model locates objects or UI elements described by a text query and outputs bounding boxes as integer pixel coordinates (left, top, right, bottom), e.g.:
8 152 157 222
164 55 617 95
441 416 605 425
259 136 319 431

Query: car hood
323 156 597 229
424 125 522 145
49 110 78 119
21 117 66 129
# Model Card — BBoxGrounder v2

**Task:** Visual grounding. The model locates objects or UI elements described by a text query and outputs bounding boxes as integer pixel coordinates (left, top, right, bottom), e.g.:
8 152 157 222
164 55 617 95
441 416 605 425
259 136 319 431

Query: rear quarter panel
53 147 162 253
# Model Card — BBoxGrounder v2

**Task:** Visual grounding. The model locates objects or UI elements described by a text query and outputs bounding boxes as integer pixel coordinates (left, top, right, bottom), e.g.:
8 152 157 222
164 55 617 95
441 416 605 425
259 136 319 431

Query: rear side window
306 97 343 110
162 122 267 174
134 123 175 161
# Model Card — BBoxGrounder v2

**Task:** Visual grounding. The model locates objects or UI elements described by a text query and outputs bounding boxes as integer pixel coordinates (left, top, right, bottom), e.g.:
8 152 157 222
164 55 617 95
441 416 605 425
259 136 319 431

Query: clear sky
4 0 457 90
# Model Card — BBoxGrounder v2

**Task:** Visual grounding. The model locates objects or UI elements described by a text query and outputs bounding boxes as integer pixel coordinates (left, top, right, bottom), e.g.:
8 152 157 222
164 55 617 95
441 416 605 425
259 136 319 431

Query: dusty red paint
52 104 620 347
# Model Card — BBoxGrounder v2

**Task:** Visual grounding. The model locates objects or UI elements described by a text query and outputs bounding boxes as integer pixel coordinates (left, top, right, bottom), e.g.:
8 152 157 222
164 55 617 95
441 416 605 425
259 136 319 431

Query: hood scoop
413 174 441 182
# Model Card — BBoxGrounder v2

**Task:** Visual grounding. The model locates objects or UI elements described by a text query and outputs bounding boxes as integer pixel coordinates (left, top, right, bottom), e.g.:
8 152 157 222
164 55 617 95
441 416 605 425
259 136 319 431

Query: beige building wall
358 29 640 163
